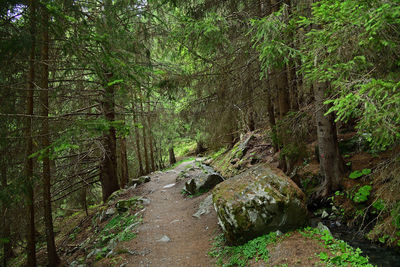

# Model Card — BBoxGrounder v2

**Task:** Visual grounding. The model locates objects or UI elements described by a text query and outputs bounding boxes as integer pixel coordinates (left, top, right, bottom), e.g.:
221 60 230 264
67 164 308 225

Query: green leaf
349 170 363 179
362 168 371 175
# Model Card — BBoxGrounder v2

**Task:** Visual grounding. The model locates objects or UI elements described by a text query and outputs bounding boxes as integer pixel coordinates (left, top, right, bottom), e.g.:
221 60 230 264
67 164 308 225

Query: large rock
212 165 307 244
128 176 151 187
184 165 224 195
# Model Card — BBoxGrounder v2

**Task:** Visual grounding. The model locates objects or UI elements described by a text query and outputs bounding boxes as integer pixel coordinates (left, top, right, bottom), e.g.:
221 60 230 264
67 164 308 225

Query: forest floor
39 150 392 267
97 159 329 267
108 160 220 267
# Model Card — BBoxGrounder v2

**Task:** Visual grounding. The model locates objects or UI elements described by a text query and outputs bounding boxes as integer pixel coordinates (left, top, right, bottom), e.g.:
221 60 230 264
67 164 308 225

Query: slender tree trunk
314 81 345 197
287 60 299 111
26 1 37 265
39 5 59 266
276 67 290 172
169 146 176 166
119 134 129 188
1 164 14 266
159 139 164 169
276 68 290 119
132 97 144 176
139 91 150 174
266 84 278 152
100 74 119 202
147 101 156 172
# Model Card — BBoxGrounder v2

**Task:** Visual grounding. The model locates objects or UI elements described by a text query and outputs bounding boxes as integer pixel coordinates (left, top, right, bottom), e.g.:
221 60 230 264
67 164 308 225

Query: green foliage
209 232 277 267
353 185 372 203
349 169 371 179
300 0 400 151
372 199 386 212
392 201 400 230
211 147 227 160
98 213 139 247
251 4 298 76
174 139 197 157
300 227 373 266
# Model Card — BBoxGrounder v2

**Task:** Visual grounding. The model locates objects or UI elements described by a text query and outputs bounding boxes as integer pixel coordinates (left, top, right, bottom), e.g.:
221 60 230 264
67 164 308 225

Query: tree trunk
26 1 37 265
119 134 129 188
139 90 150 174
132 97 144 176
169 147 176 166
314 81 345 197
159 139 165 169
287 60 299 111
266 86 278 152
100 74 119 202
276 68 290 119
1 164 14 266
274 67 290 172
147 100 156 172
39 5 59 266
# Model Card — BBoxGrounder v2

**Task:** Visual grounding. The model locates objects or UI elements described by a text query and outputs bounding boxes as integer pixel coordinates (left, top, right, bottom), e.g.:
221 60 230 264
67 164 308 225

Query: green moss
209 232 277 267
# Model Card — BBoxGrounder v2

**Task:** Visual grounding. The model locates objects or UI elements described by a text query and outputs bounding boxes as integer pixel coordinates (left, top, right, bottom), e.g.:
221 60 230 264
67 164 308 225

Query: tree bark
147 101 156 172
314 81 345 197
169 147 176 166
266 84 278 152
287 59 299 111
100 74 119 202
131 96 144 176
39 5 59 266
26 1 37 265
119 134 129 188
139 91 150 174
1 164 14 266
276 68 290 119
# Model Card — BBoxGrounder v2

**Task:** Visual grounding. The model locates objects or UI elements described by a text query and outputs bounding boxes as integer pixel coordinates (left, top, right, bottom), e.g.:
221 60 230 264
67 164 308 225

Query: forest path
122 160 219 266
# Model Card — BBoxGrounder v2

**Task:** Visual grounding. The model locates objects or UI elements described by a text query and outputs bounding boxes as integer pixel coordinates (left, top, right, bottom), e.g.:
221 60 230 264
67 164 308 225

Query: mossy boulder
184 166 224 195
128 175 151 187
115 197 138 213
212 165 307 245
211 134 255 178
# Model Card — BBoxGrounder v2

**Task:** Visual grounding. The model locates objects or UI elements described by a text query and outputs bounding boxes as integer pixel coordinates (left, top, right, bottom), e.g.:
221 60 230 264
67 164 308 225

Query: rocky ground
110 160 220 267
36 156 386 267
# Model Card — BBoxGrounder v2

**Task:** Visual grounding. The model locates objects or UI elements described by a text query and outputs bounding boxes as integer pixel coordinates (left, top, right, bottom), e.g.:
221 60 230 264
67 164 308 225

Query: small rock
321 210 329 219
106 207 116 216
87 248 101 259
138 197 151 205
170 219 180 224
106 249 115 258
107 238 118 251
163 183 175 189
275 230 283 236
317 222 332 235
328 214 337 220
157 235 171 242
192 195 213 218
125 221 140 232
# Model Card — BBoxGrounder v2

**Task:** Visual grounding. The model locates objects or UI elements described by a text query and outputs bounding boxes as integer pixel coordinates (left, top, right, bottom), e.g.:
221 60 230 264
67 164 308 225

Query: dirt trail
122 160 219 266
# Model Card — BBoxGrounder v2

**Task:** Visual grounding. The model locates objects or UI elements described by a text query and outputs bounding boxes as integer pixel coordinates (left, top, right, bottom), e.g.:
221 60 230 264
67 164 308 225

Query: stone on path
163 183 175 189
157 235 171 242
193 195 213 218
